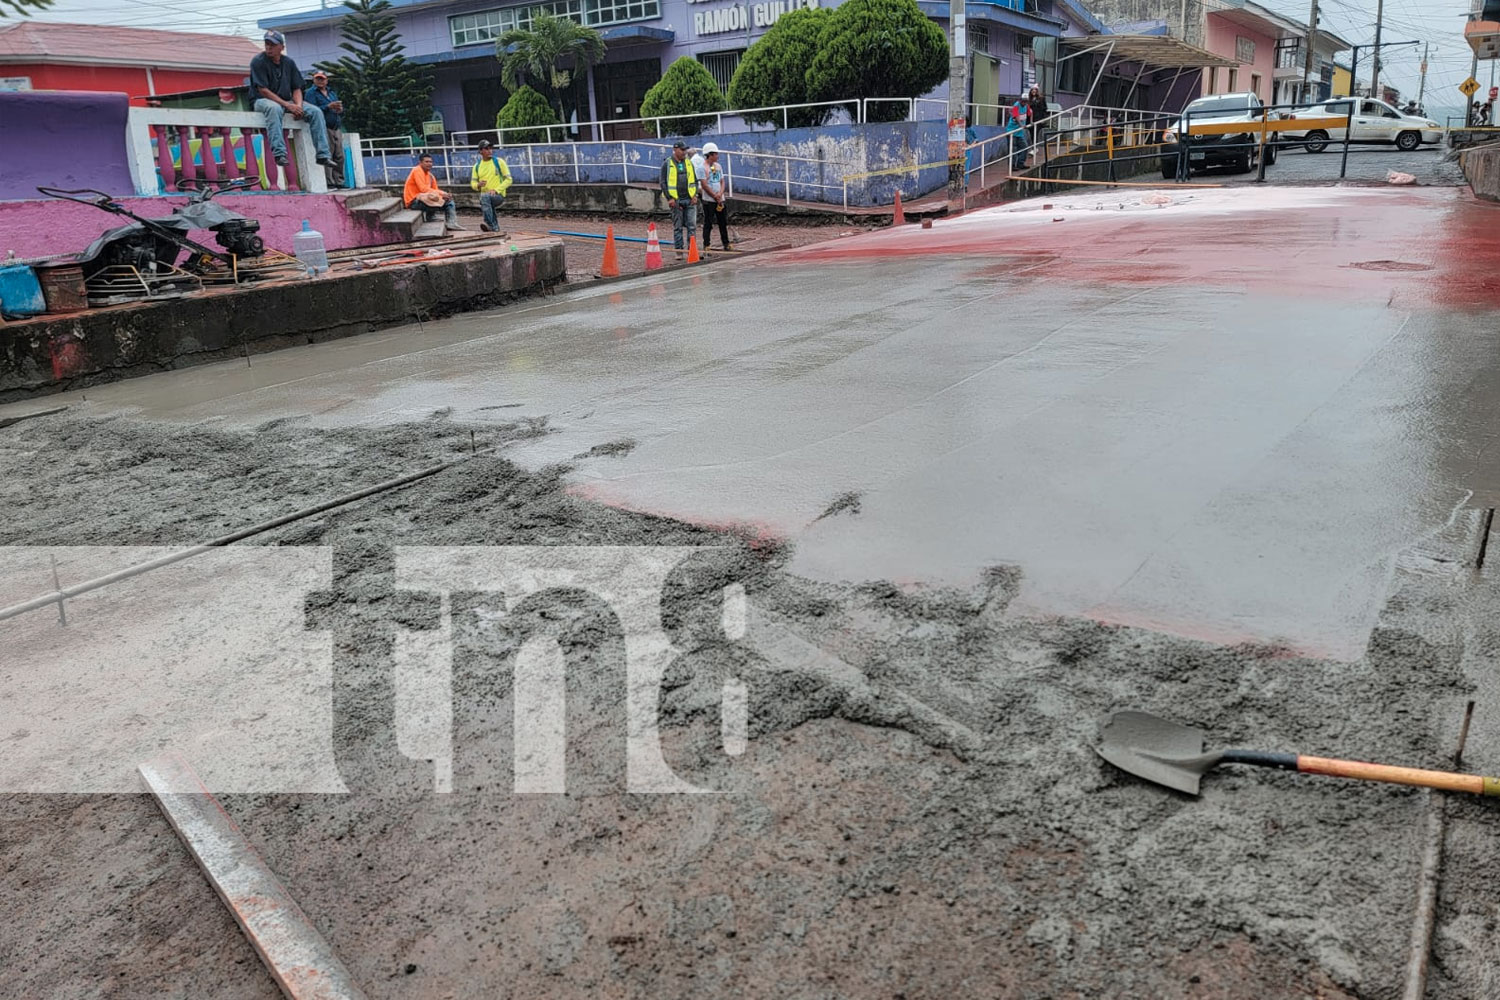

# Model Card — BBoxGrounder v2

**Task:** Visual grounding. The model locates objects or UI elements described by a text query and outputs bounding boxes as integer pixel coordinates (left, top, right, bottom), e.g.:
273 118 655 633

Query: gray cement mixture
0 411 1491 999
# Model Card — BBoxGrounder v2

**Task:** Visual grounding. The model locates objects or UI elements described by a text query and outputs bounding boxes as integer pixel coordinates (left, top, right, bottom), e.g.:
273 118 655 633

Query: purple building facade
260 0 1179 138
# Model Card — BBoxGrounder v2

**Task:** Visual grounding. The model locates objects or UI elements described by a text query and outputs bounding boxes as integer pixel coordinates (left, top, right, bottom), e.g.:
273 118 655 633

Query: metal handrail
364 137 857 208
447 97 866 146
366 98 1196 211
366 96 1145 151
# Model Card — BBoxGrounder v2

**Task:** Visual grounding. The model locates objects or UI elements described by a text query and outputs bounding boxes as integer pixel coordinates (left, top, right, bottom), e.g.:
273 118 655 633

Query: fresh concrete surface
11 186 1495 659
5 182 1500 1000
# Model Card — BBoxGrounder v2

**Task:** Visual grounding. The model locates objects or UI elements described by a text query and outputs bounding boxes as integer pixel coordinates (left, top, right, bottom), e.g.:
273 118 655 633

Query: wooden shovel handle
1298 755 1500 796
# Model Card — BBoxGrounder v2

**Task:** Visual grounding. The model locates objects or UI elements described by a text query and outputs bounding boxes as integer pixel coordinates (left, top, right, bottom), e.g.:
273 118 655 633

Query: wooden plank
1015 175 1225 188
139 755 367 1000
1186 116 1348 136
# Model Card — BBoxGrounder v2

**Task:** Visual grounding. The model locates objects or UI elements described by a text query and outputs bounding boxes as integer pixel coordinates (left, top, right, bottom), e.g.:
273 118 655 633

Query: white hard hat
701 141 720 154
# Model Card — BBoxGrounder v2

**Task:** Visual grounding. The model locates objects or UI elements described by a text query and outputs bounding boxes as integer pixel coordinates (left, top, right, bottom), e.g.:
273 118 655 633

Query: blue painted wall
363 120 985 206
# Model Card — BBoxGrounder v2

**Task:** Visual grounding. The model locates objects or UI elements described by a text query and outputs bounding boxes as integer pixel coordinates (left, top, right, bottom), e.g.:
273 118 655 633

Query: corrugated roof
0 21 260 71
1062 34 1239 68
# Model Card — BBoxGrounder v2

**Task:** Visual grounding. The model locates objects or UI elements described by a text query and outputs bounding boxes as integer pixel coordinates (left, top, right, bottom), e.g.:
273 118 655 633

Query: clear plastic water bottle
293 219 329 276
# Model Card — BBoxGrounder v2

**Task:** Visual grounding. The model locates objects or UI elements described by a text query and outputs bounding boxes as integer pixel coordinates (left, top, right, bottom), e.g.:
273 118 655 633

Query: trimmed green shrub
640 56 728 136
495 85 561 144
728 8 835 127
805 0 948 123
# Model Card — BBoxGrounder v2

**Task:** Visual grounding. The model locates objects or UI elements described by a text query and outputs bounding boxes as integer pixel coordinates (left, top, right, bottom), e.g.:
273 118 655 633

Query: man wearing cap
251 31 333 172
403 152 463 232
694 142 730 252
659 141 698 254
304 70 345 187
470 139 512 233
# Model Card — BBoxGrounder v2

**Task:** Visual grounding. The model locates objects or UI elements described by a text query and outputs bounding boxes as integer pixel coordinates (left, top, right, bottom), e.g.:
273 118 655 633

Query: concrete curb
0 242 565 403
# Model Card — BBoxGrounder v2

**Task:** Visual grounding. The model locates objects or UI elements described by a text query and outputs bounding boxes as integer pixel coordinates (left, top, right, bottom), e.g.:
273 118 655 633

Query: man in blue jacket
304 70 345 187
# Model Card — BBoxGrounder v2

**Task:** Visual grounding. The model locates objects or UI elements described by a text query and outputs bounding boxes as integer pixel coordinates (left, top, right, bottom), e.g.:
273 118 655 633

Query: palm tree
2 0 55 15
495 12 606 122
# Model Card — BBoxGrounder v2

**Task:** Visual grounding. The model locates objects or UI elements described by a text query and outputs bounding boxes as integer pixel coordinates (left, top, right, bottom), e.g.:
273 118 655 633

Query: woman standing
1027 86 1049 148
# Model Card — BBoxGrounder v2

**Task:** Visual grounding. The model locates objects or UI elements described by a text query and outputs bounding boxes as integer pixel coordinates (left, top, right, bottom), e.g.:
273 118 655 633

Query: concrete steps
413 220 446 240
341 189 439 242
340 188 391 211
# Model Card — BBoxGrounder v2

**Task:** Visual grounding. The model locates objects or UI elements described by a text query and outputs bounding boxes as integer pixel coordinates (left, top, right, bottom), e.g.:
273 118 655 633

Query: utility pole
1370 0 1384 97
946 0 969 209
1416 42 1428 108
1302 0 1319 104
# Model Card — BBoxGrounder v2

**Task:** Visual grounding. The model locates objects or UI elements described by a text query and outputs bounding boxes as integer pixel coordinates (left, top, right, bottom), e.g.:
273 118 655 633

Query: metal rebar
1474 507 1495 570
1401 699 1477 1000
49 552 66 626
0 444 506 626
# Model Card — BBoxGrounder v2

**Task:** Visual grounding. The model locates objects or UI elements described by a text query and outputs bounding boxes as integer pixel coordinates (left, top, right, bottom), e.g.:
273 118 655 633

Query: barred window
586 0 660 27
967 24 989 55
451 8 510 46
512 0 583 29
452 0 656 45
698 49 743 93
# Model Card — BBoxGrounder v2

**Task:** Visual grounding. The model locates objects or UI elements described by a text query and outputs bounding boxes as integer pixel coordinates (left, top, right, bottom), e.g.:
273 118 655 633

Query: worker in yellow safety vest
471 138 513 233
660 140 698 253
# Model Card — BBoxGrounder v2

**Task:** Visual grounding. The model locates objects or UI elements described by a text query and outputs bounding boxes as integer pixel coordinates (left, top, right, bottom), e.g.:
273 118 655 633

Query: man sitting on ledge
403 153 463 232
250 30 332 171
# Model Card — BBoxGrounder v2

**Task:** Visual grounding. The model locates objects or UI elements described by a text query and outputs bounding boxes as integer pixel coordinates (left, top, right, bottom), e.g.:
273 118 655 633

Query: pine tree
315 0 434 140
0 0 54 15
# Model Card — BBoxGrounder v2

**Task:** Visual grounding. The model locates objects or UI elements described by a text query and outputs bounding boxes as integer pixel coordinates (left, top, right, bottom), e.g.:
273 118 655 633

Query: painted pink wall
0 193 402 261
1202 15 1277 102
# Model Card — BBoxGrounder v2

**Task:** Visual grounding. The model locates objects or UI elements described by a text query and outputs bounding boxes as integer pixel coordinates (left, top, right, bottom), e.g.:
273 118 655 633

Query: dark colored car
1160 92 1280 178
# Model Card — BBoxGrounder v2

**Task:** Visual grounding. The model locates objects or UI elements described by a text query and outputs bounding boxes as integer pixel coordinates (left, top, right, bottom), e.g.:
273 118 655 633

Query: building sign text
692 0 818 36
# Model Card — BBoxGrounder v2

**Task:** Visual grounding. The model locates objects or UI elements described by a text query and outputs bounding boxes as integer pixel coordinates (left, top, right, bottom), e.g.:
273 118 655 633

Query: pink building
1200 5 1283 101
1085 0 1340 107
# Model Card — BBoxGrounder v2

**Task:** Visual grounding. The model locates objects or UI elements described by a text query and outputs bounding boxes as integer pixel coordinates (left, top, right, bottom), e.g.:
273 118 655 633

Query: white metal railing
366 96 1045 150
960 103 1177 191
364 137 858 207
361 99 1183 210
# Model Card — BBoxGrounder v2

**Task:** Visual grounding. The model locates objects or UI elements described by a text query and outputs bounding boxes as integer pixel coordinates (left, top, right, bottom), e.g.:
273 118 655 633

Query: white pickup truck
1281 98 1444 152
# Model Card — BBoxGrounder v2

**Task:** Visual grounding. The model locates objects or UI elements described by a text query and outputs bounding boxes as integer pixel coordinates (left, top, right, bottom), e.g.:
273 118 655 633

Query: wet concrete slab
9 185 1499 658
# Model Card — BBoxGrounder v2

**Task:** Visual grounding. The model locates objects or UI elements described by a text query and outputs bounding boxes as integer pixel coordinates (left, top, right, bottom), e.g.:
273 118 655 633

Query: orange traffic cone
687 235 700 264
644 223 663 270
600 225 620 277
893 190 905 226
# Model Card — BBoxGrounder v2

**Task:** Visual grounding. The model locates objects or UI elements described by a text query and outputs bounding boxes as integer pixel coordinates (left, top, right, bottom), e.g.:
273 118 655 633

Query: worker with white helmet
692 141 731 253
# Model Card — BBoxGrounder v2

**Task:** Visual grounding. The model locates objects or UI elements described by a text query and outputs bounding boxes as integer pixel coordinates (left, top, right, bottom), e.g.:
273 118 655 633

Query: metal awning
917 1 1065 38
1062 34 1237 69
598 25 675 44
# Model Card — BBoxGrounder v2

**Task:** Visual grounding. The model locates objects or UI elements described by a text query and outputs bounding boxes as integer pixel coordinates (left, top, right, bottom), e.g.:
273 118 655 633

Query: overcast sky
23 0 1485 112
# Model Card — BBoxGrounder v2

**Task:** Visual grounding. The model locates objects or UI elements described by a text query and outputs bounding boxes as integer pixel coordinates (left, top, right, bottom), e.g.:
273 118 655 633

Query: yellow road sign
1461 76 1480 97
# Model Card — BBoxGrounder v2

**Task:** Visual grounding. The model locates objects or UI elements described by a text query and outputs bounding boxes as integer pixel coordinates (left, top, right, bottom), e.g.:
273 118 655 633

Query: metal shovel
1098 711 1500 797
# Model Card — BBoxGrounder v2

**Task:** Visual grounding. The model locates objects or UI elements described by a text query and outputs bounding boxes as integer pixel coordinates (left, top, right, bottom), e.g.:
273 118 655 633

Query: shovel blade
1098 711 1221 796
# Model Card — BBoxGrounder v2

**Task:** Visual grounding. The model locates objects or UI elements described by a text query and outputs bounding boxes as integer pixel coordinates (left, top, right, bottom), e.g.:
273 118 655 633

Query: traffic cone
687 235 700 264
644 223 663 270
893 190 905 226
600 225 620 277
